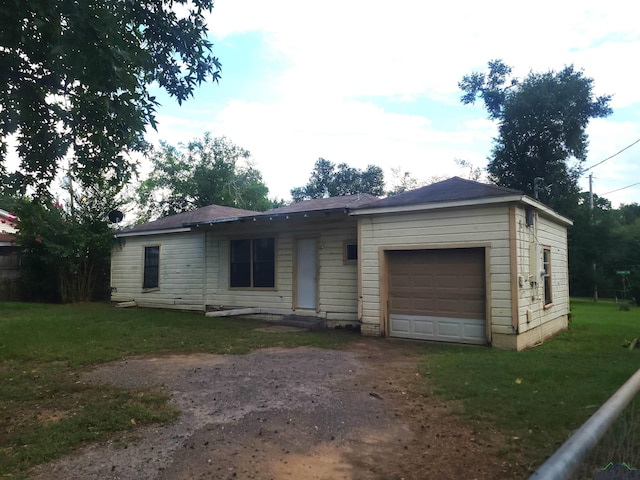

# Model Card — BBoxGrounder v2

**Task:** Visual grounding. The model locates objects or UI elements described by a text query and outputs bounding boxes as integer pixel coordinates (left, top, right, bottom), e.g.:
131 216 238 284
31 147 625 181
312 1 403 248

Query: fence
0 247 21 300
530 368 640 479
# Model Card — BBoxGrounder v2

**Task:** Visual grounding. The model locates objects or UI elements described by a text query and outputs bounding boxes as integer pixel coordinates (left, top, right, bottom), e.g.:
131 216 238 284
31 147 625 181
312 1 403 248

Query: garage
387 248 487 344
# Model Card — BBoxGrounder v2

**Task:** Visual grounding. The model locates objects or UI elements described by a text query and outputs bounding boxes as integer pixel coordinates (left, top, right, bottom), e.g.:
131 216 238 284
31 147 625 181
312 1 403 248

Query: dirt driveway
29 336 528 480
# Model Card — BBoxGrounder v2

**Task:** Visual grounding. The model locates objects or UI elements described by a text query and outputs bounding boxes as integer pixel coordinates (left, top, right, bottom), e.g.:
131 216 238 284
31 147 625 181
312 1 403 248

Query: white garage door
388 248 487 344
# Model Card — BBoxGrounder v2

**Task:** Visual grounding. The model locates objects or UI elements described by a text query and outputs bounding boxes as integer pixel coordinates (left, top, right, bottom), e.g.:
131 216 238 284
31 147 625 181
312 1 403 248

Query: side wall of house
204 217 359 324
358 204 513 340
110 231 206 310
502 206 569 350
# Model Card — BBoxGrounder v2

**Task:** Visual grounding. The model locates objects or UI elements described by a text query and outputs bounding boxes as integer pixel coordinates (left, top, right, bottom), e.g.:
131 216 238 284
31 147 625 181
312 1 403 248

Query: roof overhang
520 197 573 226
352 194 573 226
185 208 352 228
114 227 192 238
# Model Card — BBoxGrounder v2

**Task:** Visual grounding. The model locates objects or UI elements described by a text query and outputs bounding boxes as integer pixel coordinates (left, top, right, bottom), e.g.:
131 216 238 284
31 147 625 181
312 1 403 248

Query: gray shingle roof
119 178 525 235
263 194 380 215
361 177 522 209
120 205 258 234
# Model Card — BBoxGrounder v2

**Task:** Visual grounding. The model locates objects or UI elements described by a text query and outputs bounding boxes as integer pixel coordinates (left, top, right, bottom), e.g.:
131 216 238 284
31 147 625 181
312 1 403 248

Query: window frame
543 247 553 306
143 245 160 290
229 237 276 289
343 240 358 264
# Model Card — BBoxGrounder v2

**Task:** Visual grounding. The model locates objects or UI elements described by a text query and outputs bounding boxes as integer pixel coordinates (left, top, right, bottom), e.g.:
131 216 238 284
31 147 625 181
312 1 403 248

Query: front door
296 238 317 309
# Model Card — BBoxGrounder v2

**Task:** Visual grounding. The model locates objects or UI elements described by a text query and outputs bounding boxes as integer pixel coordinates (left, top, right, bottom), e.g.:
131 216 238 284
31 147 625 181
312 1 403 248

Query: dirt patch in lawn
28 338 529 480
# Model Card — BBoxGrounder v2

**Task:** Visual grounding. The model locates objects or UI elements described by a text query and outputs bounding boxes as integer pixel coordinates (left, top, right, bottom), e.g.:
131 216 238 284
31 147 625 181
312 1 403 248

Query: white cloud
146 0 640 205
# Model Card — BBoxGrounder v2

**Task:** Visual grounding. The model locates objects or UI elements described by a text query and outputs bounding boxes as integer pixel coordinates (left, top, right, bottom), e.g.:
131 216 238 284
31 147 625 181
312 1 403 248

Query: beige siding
204 217 358 320
513 205 570 340
111 231 205 310
359 204 513 338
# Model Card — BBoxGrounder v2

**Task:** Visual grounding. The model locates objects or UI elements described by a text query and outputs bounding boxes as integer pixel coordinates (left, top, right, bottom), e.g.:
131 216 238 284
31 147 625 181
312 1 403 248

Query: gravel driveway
28 339 528 480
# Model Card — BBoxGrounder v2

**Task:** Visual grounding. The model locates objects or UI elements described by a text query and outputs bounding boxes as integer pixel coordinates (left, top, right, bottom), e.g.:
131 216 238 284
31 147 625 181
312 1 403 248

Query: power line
583 137 640 172
602 181 640 196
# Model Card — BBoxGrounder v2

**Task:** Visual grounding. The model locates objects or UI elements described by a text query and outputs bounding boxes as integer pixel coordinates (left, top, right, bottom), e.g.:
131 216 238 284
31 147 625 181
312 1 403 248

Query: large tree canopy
0 0 221 196
459 60 612 214
136 134 274 221
291 158 385 202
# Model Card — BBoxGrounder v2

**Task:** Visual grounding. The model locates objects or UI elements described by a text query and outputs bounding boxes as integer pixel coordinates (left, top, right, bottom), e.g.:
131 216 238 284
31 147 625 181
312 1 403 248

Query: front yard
1 299 639 478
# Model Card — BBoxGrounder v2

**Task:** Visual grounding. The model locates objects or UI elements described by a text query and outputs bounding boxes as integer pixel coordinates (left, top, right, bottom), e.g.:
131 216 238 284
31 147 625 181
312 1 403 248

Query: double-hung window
143 246 160 289
230 238 275 288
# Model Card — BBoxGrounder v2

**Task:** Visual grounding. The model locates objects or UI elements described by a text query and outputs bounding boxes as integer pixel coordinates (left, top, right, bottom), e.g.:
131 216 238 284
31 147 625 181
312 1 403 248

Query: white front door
296 238 317 309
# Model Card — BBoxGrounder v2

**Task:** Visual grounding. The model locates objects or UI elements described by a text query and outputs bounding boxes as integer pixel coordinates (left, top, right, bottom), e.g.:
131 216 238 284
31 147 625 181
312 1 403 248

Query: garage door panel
413 297 436 312
464 299 485 315
436 274 460 288
390 317 411 334
412 274 435 288
389 274 411 287
387 248 487 344
414 318 435 336
462 274 484 288
389 314 486 345
389 298 413 313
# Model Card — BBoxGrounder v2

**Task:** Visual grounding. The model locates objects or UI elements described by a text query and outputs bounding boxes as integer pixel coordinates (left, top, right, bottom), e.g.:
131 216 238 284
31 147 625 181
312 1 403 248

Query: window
230 238 275 288
344 242 358 264
543 248 552 305
143 246 160 289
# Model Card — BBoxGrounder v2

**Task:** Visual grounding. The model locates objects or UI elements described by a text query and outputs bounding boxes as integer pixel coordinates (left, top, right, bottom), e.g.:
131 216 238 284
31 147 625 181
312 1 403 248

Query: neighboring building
0 208 18 237
110 178 572 350
0 209 20 300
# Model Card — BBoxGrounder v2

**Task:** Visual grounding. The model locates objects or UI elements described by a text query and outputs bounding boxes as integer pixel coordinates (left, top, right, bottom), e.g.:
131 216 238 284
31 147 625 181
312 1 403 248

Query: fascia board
114 227 192 238
351 195 526 216
520 197 573 226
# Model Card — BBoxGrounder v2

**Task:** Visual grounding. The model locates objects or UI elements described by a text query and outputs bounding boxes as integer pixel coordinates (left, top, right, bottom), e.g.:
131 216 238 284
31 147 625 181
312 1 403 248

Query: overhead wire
602 181 640 196
583 137 640 172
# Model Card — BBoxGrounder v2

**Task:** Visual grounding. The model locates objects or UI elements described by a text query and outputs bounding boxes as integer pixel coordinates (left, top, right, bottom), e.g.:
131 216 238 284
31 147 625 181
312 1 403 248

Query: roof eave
352 194 573 226
187 208 353 227
114 227 192 238
520 197 573 226
351 195 526 216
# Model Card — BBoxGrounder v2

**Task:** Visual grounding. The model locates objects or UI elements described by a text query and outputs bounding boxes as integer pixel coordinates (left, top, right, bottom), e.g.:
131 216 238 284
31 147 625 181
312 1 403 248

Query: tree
291 158 384 202
14 185 119 302
0 0 221 197
459 60 612 214
137 134 274 221
454 158 484 182
567 193 619 298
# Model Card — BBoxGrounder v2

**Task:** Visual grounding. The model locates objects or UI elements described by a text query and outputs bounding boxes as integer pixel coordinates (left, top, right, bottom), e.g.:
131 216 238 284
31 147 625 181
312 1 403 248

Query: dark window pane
230 263 251 287
253 238 275 262
230 239 251 287
346 244 358 261
543 249 552 305
143 246 159 289
253 238 275 287
253 262 275 287
231 239 251 263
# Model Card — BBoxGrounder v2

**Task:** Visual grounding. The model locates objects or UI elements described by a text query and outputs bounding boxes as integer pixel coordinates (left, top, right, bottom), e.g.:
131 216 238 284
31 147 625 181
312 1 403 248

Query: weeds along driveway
28 340 526 480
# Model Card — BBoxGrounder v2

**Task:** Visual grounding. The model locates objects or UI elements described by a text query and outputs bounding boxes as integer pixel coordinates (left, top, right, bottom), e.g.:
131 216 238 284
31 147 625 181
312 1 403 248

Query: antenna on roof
533 177 545 199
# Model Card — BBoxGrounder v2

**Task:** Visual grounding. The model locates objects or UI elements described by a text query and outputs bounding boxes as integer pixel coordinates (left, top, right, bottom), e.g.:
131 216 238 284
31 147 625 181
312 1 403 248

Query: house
0 208 18 238
110 177 572 350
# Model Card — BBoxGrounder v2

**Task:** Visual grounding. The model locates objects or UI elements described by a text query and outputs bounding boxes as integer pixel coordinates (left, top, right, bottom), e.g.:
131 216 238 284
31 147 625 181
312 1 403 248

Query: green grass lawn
418 298 640 470
1 300 638 478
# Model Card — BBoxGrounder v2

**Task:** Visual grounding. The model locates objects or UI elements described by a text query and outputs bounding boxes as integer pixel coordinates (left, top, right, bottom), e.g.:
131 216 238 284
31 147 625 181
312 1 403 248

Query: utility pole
590 174 598 302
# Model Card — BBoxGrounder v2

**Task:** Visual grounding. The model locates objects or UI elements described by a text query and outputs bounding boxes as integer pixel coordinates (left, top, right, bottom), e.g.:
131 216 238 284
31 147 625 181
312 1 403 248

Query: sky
89 1 640 206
